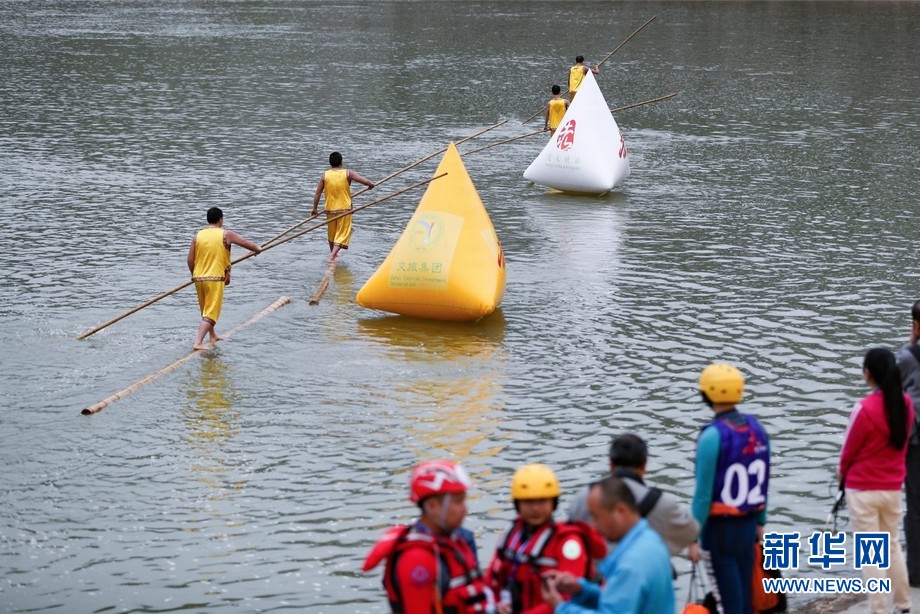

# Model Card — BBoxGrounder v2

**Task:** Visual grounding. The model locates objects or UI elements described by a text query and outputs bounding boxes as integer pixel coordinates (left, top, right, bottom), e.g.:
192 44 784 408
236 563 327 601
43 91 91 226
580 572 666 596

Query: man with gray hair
568 433 698 557
895 299 920 586
542 476 674 613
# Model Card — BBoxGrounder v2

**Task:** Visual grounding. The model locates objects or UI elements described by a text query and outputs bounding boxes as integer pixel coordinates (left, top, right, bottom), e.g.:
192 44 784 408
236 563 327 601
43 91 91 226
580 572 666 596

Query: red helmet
409 460 472 503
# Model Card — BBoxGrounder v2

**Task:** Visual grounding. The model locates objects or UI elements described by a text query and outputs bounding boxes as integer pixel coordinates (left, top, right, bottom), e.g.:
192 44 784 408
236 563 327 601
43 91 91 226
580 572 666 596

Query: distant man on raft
568 55 600 101
311 151 375 262
187 207 261 351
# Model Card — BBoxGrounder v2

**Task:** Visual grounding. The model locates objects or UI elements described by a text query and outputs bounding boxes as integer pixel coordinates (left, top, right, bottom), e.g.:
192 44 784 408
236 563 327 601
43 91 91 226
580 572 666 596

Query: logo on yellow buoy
409 213 445 250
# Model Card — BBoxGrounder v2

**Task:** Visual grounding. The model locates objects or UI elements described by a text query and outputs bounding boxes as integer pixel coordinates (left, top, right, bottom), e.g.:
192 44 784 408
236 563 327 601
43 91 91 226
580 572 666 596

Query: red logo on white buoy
556 120 576 151
618 133 627 159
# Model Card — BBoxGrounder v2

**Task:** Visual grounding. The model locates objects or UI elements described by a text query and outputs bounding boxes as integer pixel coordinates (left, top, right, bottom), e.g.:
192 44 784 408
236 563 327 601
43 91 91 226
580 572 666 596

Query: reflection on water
181 353 243 499
356 310 506 361
356 312 508 507
330 262 357 307
357 312 507 459
398 376 505 460
3 1 920 611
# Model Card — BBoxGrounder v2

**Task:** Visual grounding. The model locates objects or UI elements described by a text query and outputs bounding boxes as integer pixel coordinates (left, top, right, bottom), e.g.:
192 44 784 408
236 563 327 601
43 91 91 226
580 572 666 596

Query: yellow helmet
511 463 560 500
699 363 745 404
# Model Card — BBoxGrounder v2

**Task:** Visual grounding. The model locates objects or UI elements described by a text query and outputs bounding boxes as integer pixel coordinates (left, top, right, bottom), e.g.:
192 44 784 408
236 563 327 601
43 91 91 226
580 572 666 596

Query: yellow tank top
569 65 585 93
323 169 351 212
192 227 230 281
548 98 567 129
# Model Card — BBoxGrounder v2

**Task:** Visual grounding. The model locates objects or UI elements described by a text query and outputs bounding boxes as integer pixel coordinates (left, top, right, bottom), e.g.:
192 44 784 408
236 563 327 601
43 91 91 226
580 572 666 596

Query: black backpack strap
612 467 645 485
637 487 663 517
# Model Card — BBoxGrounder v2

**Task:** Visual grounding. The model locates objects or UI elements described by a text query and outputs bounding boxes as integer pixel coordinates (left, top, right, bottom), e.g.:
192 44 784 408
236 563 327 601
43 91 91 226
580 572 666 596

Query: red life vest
364 524 492 614
485 519 606 612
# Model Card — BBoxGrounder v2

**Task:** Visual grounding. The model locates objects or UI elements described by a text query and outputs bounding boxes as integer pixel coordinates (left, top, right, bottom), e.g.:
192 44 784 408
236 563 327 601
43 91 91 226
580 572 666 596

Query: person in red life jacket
363 460 495 613
688 363 771 614
485 464 606 614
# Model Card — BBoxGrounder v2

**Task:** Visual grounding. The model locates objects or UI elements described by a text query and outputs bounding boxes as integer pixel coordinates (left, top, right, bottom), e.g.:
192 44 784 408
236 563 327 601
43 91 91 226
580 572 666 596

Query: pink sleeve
839 401 867 480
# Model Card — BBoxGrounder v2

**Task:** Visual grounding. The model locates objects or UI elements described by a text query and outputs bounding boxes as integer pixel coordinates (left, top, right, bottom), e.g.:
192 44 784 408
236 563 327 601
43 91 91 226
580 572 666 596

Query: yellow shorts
326 210 353 248
195 280 224 324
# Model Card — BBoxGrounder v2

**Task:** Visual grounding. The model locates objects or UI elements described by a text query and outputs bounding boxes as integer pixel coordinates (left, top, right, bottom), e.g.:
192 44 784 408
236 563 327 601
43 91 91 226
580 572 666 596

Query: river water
1 1 919 612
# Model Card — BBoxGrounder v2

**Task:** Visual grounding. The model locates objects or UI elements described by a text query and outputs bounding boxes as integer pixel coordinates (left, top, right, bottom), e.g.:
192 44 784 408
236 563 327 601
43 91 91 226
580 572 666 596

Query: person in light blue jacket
541 475 674 614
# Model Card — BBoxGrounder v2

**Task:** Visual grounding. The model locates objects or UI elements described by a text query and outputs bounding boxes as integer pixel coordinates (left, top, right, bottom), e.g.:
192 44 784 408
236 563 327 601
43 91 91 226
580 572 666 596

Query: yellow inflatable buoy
356 142 506 321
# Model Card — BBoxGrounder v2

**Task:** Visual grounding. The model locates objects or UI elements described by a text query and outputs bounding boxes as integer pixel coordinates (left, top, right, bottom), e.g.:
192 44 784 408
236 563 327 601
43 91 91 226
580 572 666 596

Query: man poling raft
187 207 262 351
543 85 570 136
567 55 600 101
312 151 376 262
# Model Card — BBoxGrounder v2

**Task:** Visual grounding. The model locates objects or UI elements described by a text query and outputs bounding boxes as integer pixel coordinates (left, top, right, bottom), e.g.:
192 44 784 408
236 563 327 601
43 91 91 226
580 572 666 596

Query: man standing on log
568 55 599 101
311 151 375 262
187 207 261 351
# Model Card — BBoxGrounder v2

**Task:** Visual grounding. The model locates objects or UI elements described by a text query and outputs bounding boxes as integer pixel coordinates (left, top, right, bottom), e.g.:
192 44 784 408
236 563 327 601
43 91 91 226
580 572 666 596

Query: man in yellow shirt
187 207 261 351
311 152 375 261
568 55 600 101
544 84 570 135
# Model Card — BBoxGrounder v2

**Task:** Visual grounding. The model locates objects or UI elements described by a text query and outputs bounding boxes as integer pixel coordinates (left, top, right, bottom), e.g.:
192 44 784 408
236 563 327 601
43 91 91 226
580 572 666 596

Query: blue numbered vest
708 413 770 517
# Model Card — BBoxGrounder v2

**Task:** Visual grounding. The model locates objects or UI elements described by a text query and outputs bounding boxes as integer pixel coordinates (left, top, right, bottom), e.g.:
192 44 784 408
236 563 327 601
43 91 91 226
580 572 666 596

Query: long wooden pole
82 296 291 415
463 129 545 156
523 16 658 124
463 93 675 158
76 175 443 340
236 173 446 259
595 15 657 70
610 92 676 114
261 119 508 249
76 281 196 340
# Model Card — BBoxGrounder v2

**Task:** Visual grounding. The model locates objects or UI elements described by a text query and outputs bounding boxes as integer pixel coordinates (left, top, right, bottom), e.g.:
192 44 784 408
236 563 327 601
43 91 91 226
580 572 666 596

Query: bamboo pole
82 296 291 415
523 16 658 124
308 259 338 306
76 281 195 340
77 175 443 340
595 15 657 70
237 173 446 258
463 129 545 156
463 93 674 158
261 119 508 249
611 92 677 114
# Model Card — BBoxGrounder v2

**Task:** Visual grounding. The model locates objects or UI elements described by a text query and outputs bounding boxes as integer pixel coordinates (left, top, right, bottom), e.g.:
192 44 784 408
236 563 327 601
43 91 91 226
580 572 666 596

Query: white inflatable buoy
523 70 630 194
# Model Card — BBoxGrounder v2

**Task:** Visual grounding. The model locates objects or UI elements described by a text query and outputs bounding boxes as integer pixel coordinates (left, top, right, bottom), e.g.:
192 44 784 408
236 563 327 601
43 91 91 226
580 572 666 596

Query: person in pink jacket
840 347 915 614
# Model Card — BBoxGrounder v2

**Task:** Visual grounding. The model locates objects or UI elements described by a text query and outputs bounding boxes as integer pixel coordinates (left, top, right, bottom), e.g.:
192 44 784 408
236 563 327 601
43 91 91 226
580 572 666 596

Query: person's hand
496 602 512 614
311 208 318 216
757 525 765 543
369 182 375 189
541 575 563 608
543 570 580 594
688 542 701 563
